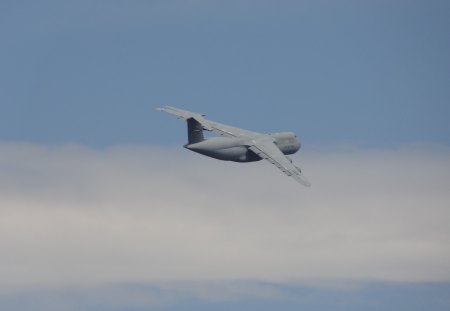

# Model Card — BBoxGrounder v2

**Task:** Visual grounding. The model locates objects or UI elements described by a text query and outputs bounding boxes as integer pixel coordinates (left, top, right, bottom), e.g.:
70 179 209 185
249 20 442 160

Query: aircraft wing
248 137 311 187
157 106 259 137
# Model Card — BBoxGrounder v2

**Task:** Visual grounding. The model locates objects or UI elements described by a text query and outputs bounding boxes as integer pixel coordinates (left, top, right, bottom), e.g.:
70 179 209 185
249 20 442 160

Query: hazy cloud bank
1 142 450 294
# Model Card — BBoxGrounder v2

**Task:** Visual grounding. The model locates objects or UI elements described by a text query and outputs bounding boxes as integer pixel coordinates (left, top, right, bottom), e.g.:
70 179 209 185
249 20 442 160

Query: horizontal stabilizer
157 106 214 131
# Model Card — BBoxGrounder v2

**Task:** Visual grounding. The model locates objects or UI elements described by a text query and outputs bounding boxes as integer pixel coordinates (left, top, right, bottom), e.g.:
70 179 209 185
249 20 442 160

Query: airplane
157 106 311 187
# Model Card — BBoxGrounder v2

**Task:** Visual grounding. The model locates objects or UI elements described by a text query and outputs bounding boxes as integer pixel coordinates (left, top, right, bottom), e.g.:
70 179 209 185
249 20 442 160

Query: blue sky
1 1 450 311
1 0 449 146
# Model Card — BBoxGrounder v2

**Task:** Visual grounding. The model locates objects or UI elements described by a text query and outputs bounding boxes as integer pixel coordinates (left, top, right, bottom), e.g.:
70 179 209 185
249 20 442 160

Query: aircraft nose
296 139 301 151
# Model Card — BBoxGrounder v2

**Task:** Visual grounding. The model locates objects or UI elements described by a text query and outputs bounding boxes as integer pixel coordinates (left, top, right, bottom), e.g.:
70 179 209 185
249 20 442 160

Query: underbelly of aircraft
190 145 262 162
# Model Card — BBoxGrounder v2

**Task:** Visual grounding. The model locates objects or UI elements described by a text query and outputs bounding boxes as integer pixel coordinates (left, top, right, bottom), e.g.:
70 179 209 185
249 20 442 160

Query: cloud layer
1 142 450 292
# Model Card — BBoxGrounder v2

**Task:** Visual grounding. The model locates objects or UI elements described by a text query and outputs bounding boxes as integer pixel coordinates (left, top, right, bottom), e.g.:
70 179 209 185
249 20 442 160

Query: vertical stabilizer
187 118 204 144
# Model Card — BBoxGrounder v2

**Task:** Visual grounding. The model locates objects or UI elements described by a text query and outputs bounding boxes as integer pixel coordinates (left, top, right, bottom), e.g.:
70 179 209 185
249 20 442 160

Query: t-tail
187 118 204 144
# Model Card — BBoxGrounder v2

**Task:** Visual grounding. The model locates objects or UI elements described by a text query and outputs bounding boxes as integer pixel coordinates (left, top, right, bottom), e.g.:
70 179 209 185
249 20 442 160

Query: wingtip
295 174 311 187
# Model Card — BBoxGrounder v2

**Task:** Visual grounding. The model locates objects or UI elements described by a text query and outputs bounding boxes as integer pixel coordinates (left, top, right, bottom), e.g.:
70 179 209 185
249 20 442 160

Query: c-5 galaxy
158 106 311 187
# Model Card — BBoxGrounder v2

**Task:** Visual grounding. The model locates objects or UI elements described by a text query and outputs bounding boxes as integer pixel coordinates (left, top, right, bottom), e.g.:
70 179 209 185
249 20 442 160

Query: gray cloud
1 142 450 294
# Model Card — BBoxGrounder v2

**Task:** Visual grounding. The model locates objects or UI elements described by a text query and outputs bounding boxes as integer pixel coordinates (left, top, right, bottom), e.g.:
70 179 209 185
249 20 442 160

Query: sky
1 0 450 310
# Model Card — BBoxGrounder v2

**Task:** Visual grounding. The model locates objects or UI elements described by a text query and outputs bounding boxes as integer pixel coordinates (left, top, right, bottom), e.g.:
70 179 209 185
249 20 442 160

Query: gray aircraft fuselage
158 106 311 186
185 132 301 163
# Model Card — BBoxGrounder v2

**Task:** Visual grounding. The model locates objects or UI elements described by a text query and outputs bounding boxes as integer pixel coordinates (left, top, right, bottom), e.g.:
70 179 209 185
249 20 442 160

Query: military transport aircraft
158 106 311 187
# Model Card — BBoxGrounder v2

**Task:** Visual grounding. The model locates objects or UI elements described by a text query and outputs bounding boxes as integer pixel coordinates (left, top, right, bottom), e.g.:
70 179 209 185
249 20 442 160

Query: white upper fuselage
185 132 301 162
